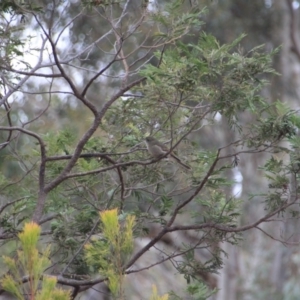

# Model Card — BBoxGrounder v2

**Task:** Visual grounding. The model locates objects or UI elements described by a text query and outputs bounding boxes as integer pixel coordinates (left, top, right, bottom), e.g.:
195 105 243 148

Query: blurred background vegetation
1 0 300 299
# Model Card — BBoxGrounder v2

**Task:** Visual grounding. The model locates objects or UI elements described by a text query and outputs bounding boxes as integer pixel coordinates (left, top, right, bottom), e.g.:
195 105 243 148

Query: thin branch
61 219 100 275
45 148 143 161
0 66 63 78
33 14 98 116
81 40 123 98
100 155 126 210
44 76 146 193
0 126 45 146
124 149 221 270
0 196 29 215
0 37 47 107
255 225 299 246
22 72 53 127
167 201 296 234
39 213 60 225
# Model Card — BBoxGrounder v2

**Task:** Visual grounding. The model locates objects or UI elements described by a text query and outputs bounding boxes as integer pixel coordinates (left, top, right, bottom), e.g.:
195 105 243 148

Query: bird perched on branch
145 136 191 170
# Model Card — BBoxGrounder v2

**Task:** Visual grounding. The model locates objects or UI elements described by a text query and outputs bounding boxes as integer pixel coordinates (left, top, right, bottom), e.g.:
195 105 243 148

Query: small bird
145 136 191 170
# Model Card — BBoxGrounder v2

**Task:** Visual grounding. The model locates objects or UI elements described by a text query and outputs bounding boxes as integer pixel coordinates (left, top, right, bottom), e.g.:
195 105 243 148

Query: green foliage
169 280 217 300
159 195 173 216
82 0 121 9
185 281 217 300
139 33 277 132
1 222 71 300
85 209 135 296
0 0 299 298
151 1 204 40
44 129 77 156
0 1 41 77
177 246 224 284
0 0 41 14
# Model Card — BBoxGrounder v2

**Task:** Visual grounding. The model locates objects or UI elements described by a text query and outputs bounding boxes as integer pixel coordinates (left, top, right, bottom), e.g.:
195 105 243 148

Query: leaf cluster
85 209 135 295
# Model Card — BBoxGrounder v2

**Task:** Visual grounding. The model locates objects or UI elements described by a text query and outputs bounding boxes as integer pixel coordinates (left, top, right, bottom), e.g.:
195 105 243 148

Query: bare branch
33 14 98 115
0 37 47 107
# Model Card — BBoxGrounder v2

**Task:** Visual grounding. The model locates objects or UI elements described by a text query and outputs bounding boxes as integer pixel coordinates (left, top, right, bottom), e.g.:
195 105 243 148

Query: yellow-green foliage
149 285 169 300
1 222 71 300
85 209 135 296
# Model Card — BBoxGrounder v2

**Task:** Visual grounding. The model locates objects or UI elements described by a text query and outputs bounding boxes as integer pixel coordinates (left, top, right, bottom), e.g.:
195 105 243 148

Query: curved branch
81 41 124 98
0 38 47 107
43 77 146 193
0 66 63 78
60 219 100 276
45 148 142 161
0 196 29 215
98 154 126 209
33 14 98 116
124 149 221 270
255 225 299 246
0 126 45 146
168 201 296 234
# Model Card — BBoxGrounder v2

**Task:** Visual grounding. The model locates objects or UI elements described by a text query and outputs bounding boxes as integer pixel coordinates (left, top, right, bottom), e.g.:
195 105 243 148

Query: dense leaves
0 0 299 299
